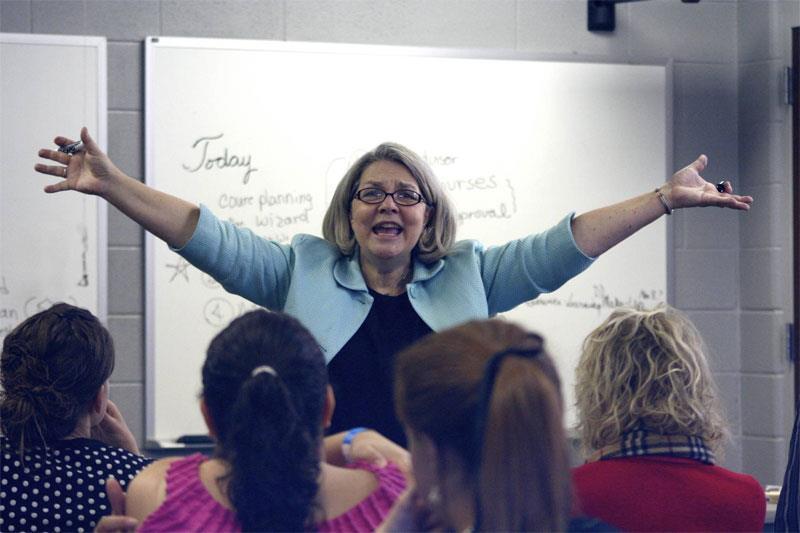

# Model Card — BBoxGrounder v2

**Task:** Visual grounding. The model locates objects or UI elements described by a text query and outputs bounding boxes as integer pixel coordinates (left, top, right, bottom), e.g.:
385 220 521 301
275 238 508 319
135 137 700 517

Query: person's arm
571 154 753 258
90 400 140 455
35 127 199 248
325 429 411 475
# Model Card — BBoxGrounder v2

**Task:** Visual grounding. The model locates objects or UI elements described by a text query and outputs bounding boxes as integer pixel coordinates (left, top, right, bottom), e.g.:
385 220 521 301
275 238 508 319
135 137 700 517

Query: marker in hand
57 140 84 155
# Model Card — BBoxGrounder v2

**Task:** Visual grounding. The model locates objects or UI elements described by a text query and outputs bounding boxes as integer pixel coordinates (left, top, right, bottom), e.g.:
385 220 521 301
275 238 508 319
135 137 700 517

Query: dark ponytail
202 310 327 531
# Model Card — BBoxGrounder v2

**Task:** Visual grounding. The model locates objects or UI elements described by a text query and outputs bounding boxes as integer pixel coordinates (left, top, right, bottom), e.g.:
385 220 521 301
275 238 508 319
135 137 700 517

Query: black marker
58 140 83 155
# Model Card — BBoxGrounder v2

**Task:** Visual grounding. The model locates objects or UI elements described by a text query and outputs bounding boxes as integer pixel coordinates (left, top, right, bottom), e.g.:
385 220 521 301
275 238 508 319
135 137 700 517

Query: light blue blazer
178 205 594 362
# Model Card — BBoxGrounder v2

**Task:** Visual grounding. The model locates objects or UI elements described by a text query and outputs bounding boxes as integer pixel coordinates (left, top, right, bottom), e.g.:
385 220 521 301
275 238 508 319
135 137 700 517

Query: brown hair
395 319 570 531
322 142 457 263
0 303 115 449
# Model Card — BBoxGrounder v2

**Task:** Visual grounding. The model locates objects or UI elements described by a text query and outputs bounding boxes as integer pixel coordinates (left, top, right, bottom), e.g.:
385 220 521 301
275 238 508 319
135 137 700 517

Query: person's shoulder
130 456 180 486
444 239 485 257
572 460 611 476
127 456 185 521
0 435 24 463
0 434 15 452
290 233 328 244
290 234 339 252
72 438 150 464
705 465 767 524
710 464 767 494
571 458 639 486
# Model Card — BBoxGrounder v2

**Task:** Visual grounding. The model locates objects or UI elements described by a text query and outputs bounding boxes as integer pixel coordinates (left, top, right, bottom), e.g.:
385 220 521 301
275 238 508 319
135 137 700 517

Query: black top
569 516 619 532
775 406 799 532
327 289 432 448
0 435 152 533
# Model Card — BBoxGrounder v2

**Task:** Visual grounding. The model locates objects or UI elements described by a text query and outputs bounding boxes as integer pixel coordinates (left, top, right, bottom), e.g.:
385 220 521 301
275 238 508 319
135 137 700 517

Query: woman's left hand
662 154 753 211
91 400 140 455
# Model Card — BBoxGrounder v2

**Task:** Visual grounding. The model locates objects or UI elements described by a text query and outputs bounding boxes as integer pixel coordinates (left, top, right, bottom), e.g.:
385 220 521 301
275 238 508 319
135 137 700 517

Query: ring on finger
63 167 68 177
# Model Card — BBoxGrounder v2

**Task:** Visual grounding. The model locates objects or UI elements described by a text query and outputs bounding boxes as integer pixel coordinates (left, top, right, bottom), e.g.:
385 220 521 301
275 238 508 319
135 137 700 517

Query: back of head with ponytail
395 319 571 531
0 303 115 450
201 310 328 532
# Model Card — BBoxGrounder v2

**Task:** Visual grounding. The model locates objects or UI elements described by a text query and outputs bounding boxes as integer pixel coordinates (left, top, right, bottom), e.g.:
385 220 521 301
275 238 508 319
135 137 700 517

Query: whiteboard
1 34 107 341
145 37 670 443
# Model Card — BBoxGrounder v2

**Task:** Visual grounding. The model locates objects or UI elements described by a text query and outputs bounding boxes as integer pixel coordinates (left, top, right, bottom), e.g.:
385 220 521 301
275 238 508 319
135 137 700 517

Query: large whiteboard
146 37 670 443
1 34 107 341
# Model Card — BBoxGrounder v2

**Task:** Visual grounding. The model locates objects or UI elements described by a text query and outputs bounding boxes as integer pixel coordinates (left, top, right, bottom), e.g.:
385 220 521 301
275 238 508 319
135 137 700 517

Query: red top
572 456 766 532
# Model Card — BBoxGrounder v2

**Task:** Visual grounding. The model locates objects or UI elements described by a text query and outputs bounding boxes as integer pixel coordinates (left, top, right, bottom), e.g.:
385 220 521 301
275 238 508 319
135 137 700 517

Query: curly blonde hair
575 305 729 457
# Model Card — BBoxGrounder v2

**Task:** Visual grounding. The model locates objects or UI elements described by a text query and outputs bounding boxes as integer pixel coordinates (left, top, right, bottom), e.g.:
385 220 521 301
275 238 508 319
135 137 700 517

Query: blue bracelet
342 427 368 463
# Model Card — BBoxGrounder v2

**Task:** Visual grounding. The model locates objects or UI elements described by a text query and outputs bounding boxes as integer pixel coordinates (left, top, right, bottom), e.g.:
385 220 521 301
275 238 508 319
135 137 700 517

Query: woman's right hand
91 400 141 455
35 126 200 248
36 127 123 198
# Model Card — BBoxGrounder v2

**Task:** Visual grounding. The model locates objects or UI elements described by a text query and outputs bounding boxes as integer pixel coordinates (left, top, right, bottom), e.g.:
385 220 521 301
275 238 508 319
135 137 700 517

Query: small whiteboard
0 34 107 340
146 37 670 443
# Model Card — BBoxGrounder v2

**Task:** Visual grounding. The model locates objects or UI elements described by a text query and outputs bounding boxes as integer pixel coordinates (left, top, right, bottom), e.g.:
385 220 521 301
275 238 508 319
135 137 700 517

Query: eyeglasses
353 187 427 206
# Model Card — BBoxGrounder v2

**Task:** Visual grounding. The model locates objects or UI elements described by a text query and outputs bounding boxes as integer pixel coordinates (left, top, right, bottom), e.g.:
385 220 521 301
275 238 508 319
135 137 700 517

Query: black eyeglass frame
352 187 430 207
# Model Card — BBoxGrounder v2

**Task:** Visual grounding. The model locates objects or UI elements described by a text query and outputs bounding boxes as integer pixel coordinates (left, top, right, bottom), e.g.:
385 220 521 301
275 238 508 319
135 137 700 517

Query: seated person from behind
125 309 406 532
774 400 799 532
380 319 578 531
572 305 766 532
0 303 150 532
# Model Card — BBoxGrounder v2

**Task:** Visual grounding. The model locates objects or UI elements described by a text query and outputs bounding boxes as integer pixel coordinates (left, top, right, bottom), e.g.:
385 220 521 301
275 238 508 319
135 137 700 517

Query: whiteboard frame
144 36 674 446
1 32 108 324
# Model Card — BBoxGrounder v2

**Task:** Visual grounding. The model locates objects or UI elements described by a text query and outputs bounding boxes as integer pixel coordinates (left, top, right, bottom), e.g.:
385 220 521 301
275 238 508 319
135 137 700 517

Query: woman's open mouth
372 222 403 236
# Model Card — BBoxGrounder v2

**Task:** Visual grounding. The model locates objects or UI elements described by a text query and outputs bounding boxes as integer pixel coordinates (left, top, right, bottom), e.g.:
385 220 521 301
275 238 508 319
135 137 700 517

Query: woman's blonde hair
321 142 457 264
575 305 729 457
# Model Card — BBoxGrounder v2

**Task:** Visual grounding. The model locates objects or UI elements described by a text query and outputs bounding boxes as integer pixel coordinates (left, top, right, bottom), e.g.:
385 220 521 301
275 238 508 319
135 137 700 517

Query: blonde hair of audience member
394 319 570 531
575 305 729 457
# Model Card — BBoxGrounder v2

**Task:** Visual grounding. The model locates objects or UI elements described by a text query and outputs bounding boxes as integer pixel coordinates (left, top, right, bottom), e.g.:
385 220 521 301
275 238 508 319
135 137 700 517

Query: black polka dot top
0 435 152 533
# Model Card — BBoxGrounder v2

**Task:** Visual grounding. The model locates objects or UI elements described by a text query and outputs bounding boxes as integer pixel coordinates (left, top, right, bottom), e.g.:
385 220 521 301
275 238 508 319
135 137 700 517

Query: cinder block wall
737 0 798 486
2 0 797 483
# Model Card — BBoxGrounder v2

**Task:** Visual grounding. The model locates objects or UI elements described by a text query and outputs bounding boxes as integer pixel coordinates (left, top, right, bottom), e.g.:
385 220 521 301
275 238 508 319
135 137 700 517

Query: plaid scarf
588 428 716 465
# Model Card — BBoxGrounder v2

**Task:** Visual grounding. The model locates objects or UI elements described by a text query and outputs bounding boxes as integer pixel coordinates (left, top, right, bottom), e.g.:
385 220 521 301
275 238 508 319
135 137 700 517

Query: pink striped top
138 453 406 532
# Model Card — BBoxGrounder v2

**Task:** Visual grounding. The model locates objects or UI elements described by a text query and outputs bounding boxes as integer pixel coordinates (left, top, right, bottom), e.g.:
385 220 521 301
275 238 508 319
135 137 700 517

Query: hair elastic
250 365 278 378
